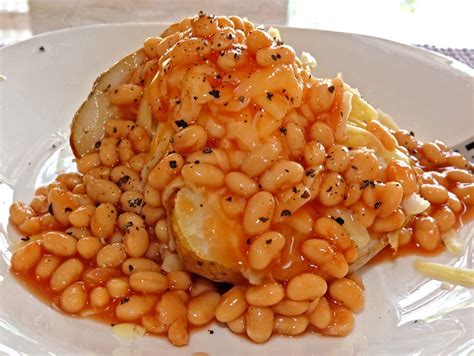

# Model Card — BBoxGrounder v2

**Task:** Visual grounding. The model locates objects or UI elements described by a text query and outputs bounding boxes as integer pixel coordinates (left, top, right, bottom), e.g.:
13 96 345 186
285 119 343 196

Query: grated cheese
414 260 474 287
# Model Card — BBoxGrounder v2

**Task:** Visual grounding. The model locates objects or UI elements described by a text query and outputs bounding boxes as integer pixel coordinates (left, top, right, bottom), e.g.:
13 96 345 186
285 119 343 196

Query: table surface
1 0 473 48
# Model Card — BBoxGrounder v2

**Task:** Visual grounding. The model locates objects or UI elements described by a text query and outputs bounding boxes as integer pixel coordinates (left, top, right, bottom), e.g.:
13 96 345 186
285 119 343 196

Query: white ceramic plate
0 24 473 356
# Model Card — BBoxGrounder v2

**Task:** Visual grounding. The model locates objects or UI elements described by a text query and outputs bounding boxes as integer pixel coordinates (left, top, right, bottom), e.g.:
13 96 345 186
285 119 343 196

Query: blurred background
1 0 473 65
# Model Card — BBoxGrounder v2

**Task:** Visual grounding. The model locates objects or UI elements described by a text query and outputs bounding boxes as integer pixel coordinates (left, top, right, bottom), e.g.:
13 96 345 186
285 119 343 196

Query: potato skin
70 49 148 158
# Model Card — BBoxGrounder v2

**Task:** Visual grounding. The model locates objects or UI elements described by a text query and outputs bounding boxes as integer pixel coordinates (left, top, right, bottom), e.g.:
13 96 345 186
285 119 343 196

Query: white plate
0 23 473 356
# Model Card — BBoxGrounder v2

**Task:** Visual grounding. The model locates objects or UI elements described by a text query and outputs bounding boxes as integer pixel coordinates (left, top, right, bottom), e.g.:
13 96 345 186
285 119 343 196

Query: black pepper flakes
360 180 375 189
21 237 30 241
128 265 134 272
246 238 251 245
175 119 188 129
64 207 73 212
334 217 345 225
305 168 316 177
280 209 292 217
48 203 54 215
94 141 101 149
226 196 232 202
194 160 200 164
117 175 130 187
120 297 130 305
203 147 213 154
128 198 143 208
208 329 214 335
258 217 269 222
374 201 382 209
265 239 273 245
328 85 335 93
238 96 245 103
301 190 310 199
169 160 178 169
280 127 287 135
266 92 274 100
39 46 45 52
208 90 220 98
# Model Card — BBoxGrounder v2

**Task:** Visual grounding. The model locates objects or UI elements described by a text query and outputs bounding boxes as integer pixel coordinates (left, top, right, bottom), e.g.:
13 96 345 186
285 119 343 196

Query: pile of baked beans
9 13 474 346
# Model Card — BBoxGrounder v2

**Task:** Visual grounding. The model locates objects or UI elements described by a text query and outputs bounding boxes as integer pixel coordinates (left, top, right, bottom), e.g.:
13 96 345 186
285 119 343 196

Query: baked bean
414 216 440 250
50 258 84 291
386 160 417 196
322 251 349 279
394 129 417 150
141 204 165 227
56 173 82 190
215 286 247 322
344 150 380 183
322 306 354 337
243 191 275 235
130 271 168 293
18 217 41 235
90 286 110 309
260 160 304 192
124 226 149 257
301 239 335 265
30 195 48 214
110 165 141 192
72 183 86 194
220 193 246 217
129 153 147 173
148 153 184 190
329 278 364 312
246 306 274 343
168 319 189 347
77 152 101 174
367 120 397 151
308 80 336 114
304 141 326 167
227 315 246 334
90 203 117 238
86 179 121 204
325 145 350 172
343 183 362 207
371 208 405 233
420 184 449 204
157 292 188 327
246 29 273 53
398 227 413 246
42 231 77 257
119 190 144 214
77 236 103 259
225 172 258 197
60 282 87 313
171 37 211 66
11 242 42 273
68 205 95 228
309 122 335 149
181 162 225 188
246 282 284 307
96 243 127 268
173 124 208 154
287 273 327 301
144 184 162 207
309 297 333 329
422 142 447 165
432 206 456 232
109 84 143 106
115 295 157 321
351 201 376 228
451 183 474 205
446 169 474 183
99 137 119 167
376 182 404 217
35 255 61 280
314 217 352 251
122 257 160 275
191 13 218 36
106 277 129 298
447 152 468 168
447 192 463 213
241 143 281 177
118 212 145 230
64 226 90 239
273 315 309 336
167 271 192 290
285 121 306 158
256 45 295 67
319 172 346 206
248 231 286 270
143 36 162 58
187 291 221 326
271 299 309 316
47 188 79 226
